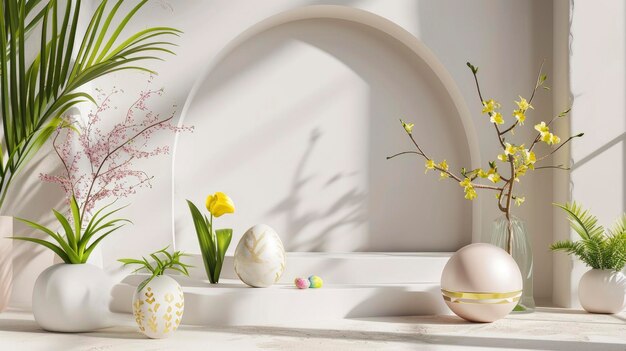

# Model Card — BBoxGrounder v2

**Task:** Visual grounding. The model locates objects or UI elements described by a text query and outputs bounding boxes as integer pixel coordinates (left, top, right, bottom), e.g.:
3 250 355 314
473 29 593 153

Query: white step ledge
111 252 452 326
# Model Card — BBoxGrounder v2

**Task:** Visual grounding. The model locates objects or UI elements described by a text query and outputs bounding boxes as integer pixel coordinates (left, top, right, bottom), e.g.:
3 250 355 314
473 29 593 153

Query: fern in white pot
551 202 626 314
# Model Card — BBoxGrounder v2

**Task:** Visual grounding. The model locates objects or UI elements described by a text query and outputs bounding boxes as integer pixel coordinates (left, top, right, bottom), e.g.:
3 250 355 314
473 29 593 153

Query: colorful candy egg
294 277 310 289
308 275 323 288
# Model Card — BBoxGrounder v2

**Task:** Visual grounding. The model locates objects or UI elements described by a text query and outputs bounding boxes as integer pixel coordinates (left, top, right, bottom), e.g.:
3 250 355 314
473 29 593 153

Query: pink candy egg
294 277 310 289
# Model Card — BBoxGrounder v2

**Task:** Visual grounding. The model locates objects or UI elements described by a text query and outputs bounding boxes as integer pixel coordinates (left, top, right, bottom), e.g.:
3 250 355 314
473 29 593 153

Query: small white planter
578 269 626 314
32 263 113 332
133 275 184 339
0 216 12 312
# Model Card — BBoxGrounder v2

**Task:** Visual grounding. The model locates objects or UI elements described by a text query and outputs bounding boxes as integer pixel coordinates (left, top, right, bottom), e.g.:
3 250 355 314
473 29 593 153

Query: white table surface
0 307 625 351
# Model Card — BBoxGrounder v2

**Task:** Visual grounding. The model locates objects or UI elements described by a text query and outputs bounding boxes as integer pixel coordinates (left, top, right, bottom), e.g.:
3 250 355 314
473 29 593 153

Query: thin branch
537 133 584 161
534 164 570 171
80 115 174 221
528 60 545 104
469 65 506 149
386 151 422 160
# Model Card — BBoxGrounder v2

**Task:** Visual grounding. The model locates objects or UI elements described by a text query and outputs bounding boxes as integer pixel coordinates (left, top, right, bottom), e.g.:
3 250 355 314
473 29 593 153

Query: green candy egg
308 275 323 288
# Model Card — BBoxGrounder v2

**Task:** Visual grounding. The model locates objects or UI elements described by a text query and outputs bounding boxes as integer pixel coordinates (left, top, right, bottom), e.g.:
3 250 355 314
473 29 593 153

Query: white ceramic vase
32 263 113 332
578 269 626 314
133 275 184 339
0 216 12 312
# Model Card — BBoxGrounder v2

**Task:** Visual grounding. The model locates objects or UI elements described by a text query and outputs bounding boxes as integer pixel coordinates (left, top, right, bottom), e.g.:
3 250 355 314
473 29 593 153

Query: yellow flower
490 112 504 125
482 99 500 114
514 196 526 206
459 178 477 200
504 143 517 156
477 169 488 178
401 120 414 135
464 187 477 200
515 96 533 111
534 121 549 134
437 160 449 180
205 192 235 218
541 132 561 145
523 149 536 165
516 165 529 177
513 110 526 125
497 153 508 162
459 178 472 188
438 160 449 171
425 159 435 173
487 172 501 184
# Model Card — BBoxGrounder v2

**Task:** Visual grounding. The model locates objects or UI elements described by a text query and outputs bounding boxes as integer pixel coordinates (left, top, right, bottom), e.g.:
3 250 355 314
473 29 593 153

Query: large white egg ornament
234 224 286 287
441 243 522 322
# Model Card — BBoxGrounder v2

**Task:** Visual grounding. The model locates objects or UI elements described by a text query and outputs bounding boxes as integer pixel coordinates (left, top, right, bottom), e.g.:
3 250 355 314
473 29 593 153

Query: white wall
553 0 626 307
8 0 557 308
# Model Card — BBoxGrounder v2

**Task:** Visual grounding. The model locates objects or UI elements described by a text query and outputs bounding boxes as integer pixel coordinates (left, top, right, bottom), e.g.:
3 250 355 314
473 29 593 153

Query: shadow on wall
266 129 367 251
3 148 66 308
174 17 472 252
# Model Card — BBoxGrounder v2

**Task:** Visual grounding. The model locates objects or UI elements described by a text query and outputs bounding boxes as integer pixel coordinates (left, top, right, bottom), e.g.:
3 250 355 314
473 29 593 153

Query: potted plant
551 202 626 314
388 61 583 312
187 192 235 284
0 0 179 312
119 247 191 339
10 87 190 331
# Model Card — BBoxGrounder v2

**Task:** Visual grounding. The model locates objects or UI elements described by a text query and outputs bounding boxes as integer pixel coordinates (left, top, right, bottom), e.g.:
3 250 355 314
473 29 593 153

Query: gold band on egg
441 289 522 304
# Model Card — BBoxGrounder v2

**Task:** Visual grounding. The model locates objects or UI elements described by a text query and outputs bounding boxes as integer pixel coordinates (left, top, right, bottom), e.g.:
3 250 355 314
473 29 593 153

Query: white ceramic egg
441 243 522 322
234 224 286 288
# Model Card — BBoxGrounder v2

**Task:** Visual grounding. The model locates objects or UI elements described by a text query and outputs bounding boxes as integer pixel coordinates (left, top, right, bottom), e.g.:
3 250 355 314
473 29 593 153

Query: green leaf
52 209 77 251
213 228 233 283
10 236 71 263
187 200 217 283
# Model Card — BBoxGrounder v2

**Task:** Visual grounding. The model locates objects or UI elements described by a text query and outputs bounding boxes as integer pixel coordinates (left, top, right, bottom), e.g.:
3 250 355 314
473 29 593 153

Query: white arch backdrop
171 5 482 253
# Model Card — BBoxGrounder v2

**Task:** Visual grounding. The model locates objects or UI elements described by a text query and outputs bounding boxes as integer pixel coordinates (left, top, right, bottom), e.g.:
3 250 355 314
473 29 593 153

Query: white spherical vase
441 243 523 323
133 275 184 338
32 263 113 332
234 224 286 288
578 269 626 314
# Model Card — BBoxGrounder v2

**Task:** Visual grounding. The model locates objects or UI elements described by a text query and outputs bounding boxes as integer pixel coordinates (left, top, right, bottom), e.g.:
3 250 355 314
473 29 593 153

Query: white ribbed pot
0 216 12 312
32 263 113 332
578 269 626 314
132 275 184 339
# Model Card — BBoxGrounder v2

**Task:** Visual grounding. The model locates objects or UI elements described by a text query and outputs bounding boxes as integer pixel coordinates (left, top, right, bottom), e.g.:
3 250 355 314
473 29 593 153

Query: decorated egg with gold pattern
234 224 286 288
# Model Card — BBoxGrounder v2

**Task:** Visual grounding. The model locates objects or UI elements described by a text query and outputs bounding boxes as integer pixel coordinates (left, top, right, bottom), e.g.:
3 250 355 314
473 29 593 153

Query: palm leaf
0 0 179 211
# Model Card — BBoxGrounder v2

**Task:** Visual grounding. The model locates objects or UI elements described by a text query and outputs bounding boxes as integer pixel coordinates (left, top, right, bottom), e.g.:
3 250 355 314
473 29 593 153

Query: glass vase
487 215 535 313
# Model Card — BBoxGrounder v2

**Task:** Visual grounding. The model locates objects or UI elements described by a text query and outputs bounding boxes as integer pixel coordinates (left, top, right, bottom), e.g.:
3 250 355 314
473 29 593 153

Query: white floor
0 308 625 351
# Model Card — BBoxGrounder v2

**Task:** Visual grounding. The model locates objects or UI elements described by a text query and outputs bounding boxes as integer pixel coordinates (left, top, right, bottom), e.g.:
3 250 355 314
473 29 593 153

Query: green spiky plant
12 196 129 263
551 202 626 271
119 246 192 291
0 0 180 211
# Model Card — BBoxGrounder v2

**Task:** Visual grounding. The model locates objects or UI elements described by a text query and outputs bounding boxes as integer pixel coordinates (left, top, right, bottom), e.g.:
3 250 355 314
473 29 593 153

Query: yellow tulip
205 192 235 218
